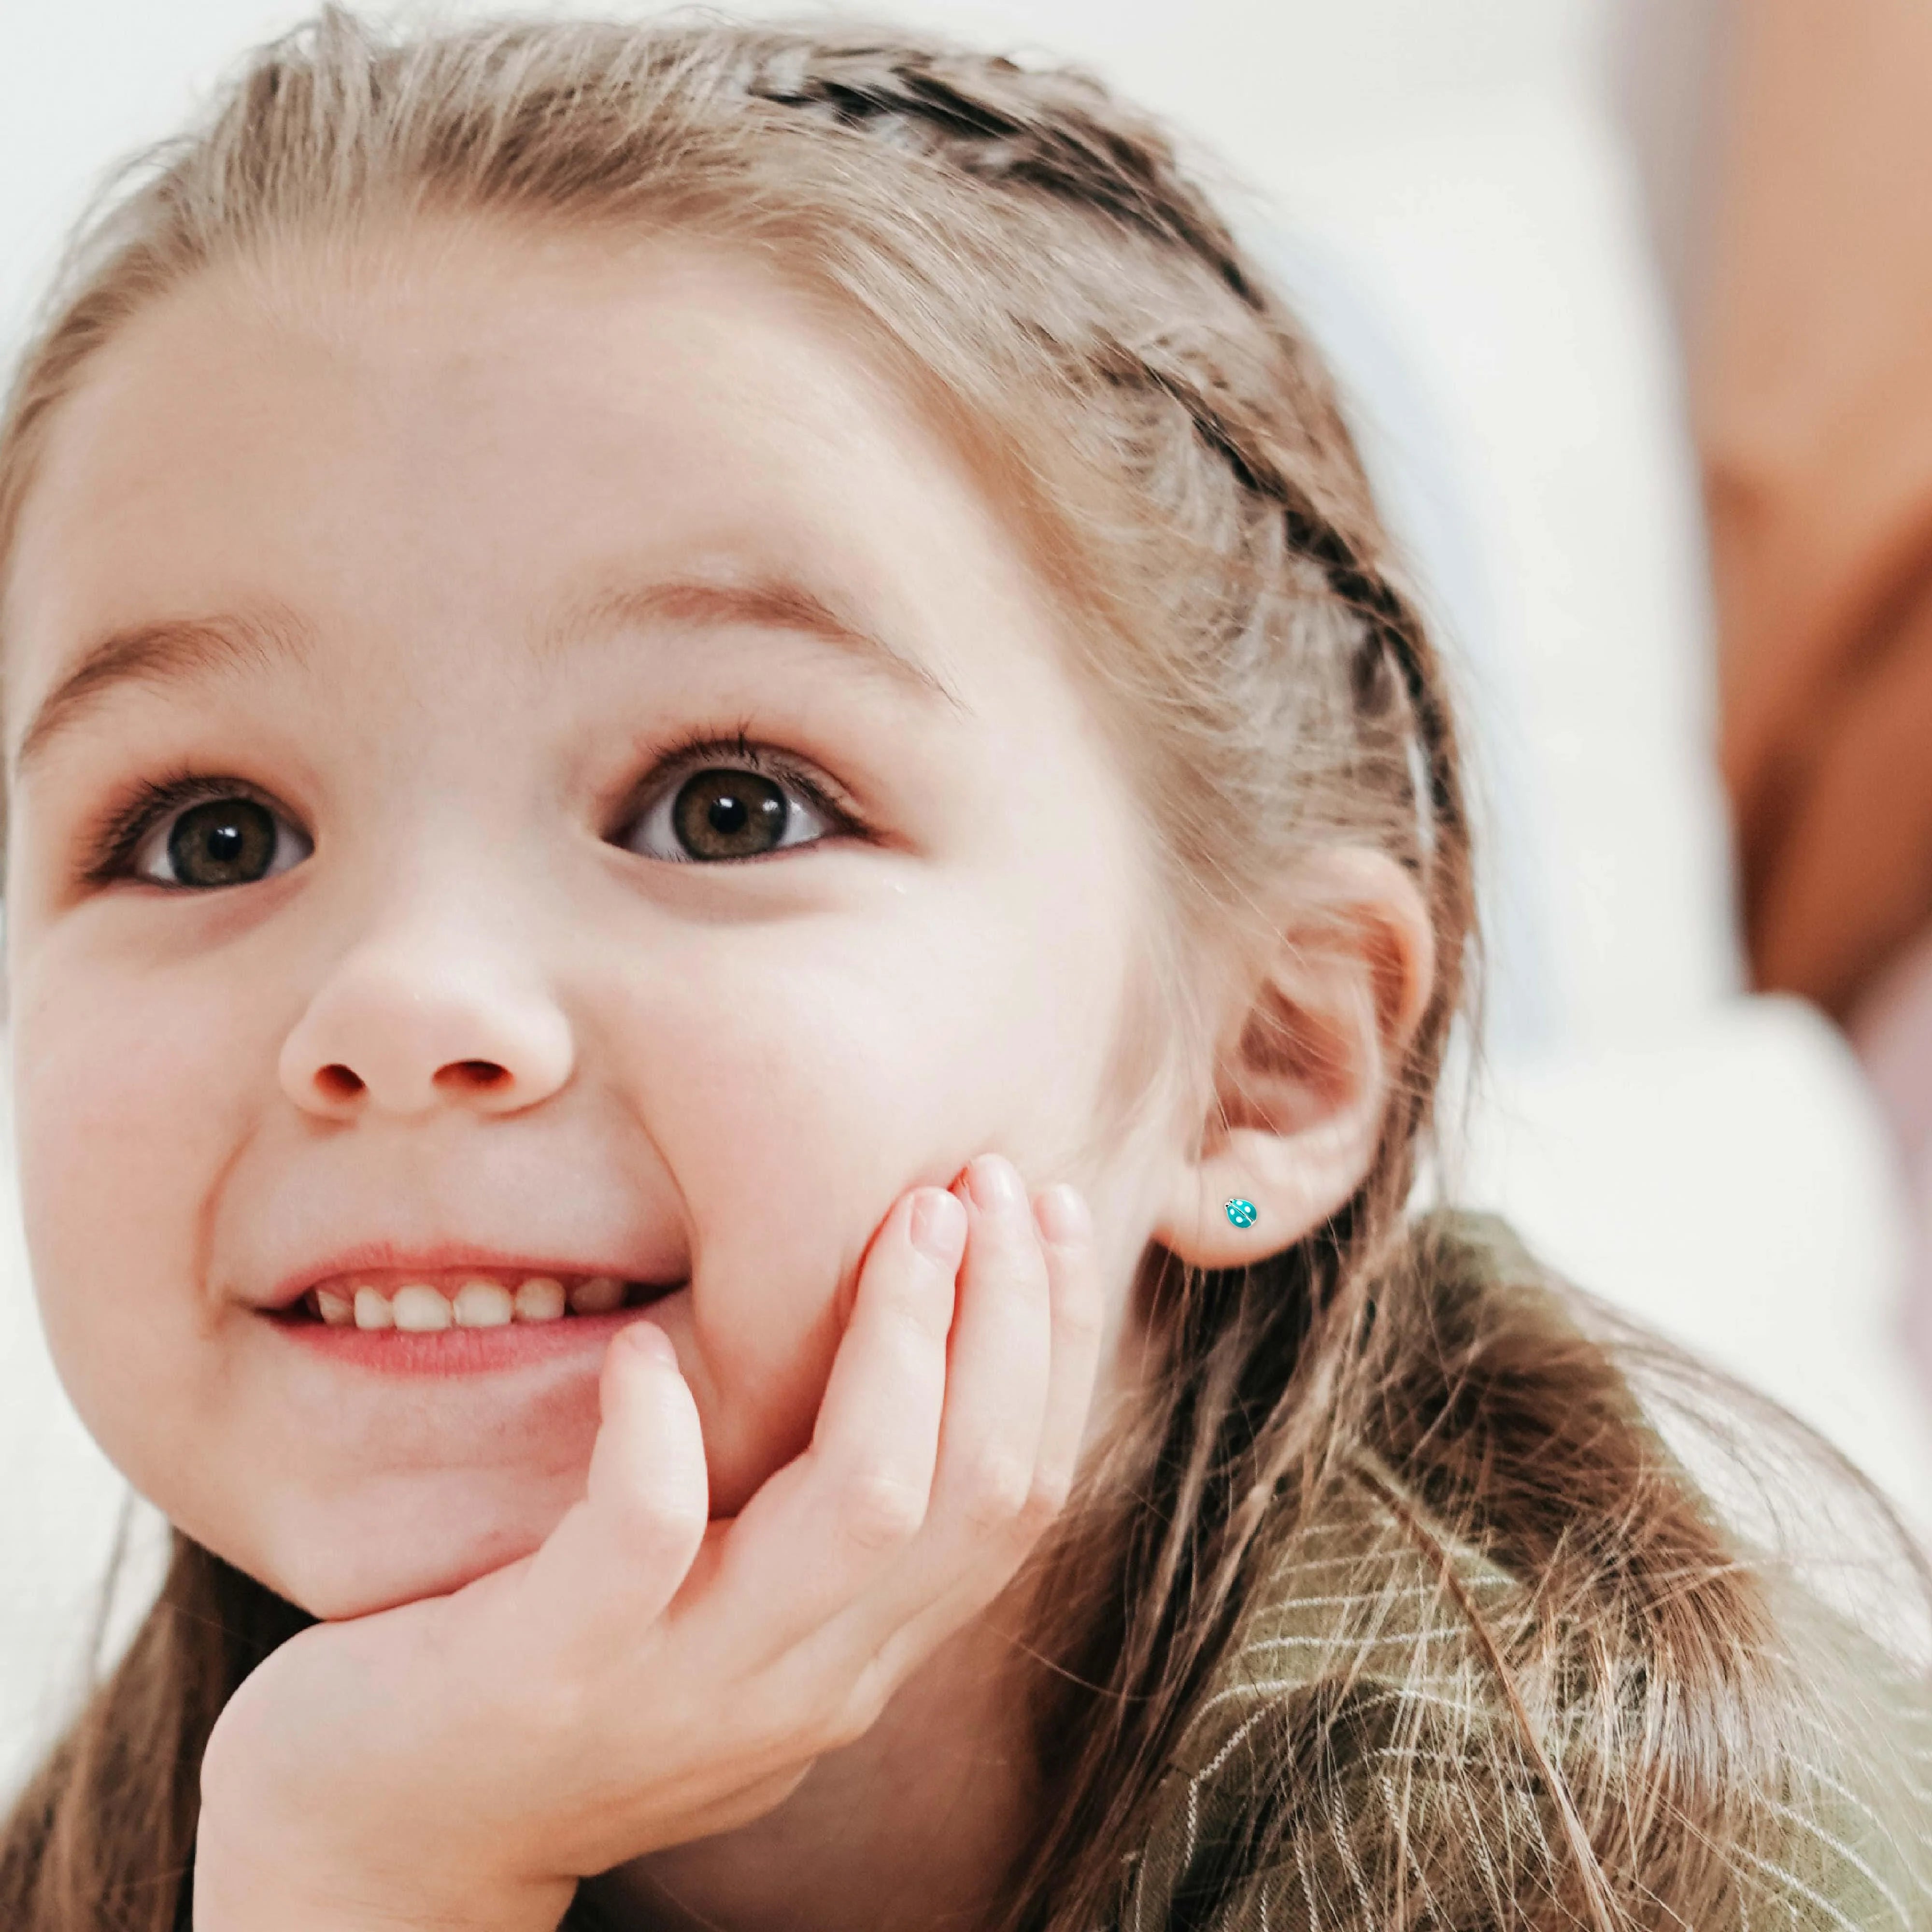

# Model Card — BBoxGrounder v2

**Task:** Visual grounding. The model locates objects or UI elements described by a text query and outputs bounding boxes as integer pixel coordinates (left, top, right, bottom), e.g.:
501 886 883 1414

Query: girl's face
1 227 1178 1619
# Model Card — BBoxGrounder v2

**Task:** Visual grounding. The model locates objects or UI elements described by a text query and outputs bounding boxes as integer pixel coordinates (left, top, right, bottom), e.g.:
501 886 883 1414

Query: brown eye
622 758 837 865
671 769 788 860
133 793 310 889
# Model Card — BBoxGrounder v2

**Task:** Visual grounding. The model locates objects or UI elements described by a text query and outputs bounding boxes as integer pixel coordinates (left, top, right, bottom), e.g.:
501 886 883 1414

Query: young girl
0 11 1927 1929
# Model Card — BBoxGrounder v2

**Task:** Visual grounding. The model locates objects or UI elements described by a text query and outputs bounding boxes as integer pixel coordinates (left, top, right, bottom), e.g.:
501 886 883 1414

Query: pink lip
260 1242 679 1312
269 1302 670 1378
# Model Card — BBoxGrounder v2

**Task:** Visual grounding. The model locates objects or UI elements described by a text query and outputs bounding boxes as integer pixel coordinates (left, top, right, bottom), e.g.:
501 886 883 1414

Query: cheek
11 952 265 1500
611 895 1136 1512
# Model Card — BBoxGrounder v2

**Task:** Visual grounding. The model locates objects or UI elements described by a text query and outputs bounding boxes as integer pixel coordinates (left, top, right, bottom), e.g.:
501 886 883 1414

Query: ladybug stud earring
1224 1197 1258 1230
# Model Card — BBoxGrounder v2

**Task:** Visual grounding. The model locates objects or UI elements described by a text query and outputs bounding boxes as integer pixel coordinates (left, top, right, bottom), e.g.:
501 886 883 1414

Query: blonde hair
1 14 1927 1931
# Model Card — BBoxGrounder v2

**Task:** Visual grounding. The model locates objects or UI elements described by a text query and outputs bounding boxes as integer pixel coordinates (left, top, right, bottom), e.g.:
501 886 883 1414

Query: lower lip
266 1300 675 1378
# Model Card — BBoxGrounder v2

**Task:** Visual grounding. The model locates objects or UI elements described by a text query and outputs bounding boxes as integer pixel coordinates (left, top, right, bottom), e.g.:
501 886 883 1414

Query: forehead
1 223 1051 736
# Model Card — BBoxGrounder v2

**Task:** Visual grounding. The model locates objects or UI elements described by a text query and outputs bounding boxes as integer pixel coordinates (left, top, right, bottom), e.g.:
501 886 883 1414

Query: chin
245 1466 584 1619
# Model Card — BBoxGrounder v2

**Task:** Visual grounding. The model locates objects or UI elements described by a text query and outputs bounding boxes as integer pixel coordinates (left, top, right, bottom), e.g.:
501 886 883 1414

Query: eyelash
77 730 869 887
81 769 279 888
615 724 868 855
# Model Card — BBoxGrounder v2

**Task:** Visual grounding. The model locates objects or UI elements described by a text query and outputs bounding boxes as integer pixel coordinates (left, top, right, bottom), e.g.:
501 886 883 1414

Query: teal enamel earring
1224 1197 1258 1230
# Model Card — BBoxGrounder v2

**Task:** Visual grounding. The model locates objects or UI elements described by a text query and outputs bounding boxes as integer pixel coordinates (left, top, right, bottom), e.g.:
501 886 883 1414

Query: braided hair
7 16 1919 1932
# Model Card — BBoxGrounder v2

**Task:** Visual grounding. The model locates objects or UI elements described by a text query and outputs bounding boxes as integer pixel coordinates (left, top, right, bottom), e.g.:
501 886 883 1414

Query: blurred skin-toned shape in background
1700 0 1932 1375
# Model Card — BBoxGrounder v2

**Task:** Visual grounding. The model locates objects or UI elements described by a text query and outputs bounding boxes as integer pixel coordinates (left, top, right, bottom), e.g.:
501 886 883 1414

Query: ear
1151 848 1435 1270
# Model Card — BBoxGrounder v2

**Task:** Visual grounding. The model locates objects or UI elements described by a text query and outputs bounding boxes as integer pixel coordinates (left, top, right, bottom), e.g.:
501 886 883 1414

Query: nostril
437 1058 511 1094
316 1064 365 1101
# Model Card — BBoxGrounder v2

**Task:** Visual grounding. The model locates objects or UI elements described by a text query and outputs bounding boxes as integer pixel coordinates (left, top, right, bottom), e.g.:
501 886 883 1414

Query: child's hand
191 1157 1101 1932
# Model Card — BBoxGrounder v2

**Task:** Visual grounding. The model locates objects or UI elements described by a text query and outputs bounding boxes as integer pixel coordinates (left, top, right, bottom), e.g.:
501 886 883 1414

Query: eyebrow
12 611 313 778
554 574 966 712
12 572 963 779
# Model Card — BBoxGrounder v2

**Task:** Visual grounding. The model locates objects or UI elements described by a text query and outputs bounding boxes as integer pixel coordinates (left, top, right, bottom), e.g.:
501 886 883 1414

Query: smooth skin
197 1166 1102 1931
0 225 1432 1931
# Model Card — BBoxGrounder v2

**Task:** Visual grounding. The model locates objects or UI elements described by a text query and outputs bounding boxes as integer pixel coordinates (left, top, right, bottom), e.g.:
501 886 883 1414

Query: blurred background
6 0 1930 1784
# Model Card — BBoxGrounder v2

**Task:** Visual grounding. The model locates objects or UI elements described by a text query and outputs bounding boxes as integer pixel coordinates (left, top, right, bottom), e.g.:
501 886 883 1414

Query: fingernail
1035 1184 1092 1247
967 1154 1025 1214
622 1320 678 1368
911 1187 968 1263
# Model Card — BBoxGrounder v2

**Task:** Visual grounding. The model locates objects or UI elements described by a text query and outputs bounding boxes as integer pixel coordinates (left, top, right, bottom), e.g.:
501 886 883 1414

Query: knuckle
1056 1290 1105 1352
877 1265 954 1348
1019 1468 1071 1537
904 1271 959 1344
772 1665 879 1758
957 1450 1035 1536
505 1667 596 1762
764 1677 834 1756
837 1664 896 1746
617 1481 691 1539
612 1489 702 1569
837 1467 928 1553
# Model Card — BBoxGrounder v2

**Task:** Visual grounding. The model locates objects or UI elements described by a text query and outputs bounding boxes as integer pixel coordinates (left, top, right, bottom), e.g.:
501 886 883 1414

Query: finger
916 1155 1055 1566
853 1176 1099 1666
1022 1183 1105 1520
653 1766 818 1851
527 1321 710 1632
710 1185 965 1649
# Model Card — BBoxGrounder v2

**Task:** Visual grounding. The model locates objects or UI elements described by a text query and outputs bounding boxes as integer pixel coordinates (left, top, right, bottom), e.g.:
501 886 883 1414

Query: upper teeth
312 1275 628 1330
515 1277 567 1322
568 1274 625 1314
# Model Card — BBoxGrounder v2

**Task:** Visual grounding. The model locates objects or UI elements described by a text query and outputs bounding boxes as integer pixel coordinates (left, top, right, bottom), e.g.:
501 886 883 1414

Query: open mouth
286 1269 680 1333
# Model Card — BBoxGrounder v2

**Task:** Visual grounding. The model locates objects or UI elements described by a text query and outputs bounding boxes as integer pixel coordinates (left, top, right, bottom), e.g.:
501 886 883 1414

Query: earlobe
1151 849 1435 1271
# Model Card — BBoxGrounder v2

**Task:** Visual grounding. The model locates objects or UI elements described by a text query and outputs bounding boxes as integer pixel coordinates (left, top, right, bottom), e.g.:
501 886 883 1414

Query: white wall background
0 0 1604 350
1 0 1736 1059
3 0 1927 1788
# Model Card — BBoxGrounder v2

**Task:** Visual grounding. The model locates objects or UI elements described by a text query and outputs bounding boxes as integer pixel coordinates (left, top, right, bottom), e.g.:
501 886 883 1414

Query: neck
582 1609 1042 1932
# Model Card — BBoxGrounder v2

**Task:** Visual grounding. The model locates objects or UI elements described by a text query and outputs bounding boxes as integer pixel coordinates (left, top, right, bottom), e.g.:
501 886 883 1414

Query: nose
279 924 575 1121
